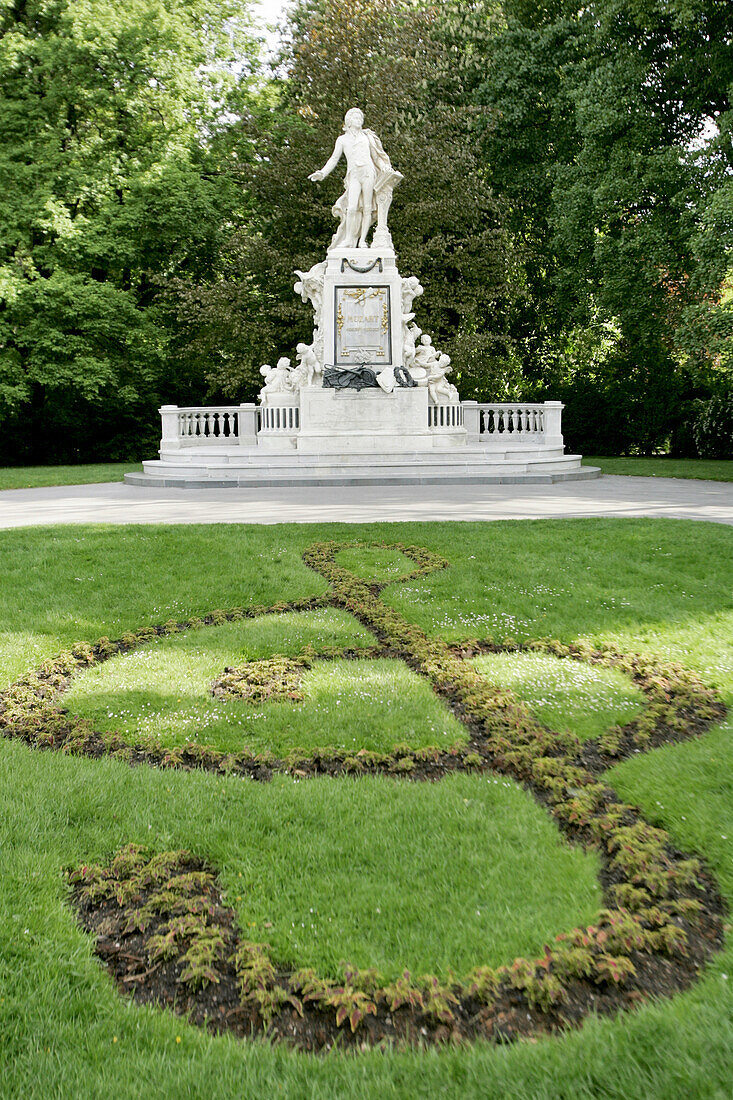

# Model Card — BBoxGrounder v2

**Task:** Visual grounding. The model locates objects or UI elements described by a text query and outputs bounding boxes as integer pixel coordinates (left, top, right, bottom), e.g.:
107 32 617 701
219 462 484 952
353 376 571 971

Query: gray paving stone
0 474 731 528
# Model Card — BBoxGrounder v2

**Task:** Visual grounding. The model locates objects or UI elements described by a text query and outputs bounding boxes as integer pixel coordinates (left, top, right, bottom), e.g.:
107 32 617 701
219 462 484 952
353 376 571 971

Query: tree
458 0 733 452
0 0 257 461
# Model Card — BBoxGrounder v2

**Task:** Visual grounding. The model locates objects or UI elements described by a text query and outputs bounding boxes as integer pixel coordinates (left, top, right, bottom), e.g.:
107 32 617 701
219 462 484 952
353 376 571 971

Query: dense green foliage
1 0 731 460
459 0 733 453
0 0 256 461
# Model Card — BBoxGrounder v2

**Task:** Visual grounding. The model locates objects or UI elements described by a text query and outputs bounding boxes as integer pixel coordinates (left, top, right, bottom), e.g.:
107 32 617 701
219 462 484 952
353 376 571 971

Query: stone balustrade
259 403 300 433
159 399 563 452
461 401 563 448
159 404 258 451
175 406 240 442
427 404 464 430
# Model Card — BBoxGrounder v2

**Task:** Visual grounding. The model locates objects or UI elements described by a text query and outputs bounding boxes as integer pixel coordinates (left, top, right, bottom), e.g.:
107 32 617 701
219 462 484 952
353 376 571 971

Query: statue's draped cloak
330 130 402 249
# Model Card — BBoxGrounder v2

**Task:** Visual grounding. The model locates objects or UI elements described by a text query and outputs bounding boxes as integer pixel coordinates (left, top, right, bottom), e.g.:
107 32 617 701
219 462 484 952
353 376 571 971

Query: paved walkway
0 475 731 527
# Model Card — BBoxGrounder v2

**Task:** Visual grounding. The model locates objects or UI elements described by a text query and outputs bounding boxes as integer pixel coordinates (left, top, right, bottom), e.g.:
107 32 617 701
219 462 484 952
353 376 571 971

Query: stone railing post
543 401 564 449
238 403 258 447
159 405 180 453
462 400 480 443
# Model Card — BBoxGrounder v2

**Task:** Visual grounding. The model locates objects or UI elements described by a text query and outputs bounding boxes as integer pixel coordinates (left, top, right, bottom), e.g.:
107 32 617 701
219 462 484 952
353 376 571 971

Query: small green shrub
693 391 733 458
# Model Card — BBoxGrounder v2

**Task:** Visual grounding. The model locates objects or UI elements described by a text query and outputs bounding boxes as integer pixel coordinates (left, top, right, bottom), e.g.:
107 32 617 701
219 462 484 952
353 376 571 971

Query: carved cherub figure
401 275 424 318
413 333 440 371
259 357 295 402
293 342 321 388
294 260 327 322
402 321 423 375
427 352 459 404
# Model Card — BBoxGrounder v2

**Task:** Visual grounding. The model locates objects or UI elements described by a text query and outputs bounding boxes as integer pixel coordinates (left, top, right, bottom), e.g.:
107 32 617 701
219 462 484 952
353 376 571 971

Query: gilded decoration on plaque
334 285 391 366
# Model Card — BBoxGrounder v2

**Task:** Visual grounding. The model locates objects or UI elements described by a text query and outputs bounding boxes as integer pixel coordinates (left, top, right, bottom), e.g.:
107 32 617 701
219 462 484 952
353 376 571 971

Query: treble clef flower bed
1 541 727 1051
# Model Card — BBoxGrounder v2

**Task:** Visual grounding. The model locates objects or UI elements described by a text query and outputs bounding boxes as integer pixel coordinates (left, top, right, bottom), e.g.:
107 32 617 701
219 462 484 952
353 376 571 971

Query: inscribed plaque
334 286 391 366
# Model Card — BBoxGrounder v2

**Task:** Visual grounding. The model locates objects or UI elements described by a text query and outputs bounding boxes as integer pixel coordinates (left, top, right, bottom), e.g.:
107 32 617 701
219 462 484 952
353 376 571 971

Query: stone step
153 448 570 469
142 453 583 478
158 443 567 463
126 457 600 488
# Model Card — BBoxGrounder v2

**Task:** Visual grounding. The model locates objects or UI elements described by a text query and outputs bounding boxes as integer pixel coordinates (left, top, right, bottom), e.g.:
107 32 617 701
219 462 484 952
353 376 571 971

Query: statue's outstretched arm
309 136 343 182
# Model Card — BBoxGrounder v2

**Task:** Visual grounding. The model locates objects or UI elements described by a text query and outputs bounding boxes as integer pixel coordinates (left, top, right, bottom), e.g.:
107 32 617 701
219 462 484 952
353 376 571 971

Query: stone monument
259 106 464 453
128 107 595 486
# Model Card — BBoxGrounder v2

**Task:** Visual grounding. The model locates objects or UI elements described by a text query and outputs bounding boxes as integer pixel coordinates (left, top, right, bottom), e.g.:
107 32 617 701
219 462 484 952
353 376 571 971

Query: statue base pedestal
296 387 463 453
320 246 404 378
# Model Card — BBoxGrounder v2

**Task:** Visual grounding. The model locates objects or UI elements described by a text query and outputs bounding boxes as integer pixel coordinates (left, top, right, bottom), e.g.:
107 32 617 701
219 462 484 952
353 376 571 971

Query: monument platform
125 399 599 487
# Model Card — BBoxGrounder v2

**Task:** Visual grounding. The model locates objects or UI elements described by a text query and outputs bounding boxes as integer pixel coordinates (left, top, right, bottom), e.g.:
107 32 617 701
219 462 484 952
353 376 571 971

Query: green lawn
1 519 732 1098
583 455 733 480
471 651 645 741
66 624 468 755
0 462 139 490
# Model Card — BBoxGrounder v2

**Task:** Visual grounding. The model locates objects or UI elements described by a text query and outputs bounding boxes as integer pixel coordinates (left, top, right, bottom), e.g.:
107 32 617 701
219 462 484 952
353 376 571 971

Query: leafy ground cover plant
39 540 726 1051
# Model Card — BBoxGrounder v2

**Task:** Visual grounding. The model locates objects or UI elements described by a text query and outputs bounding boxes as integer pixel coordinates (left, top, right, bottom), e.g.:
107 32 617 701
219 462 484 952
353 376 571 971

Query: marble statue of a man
309 108 402 250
